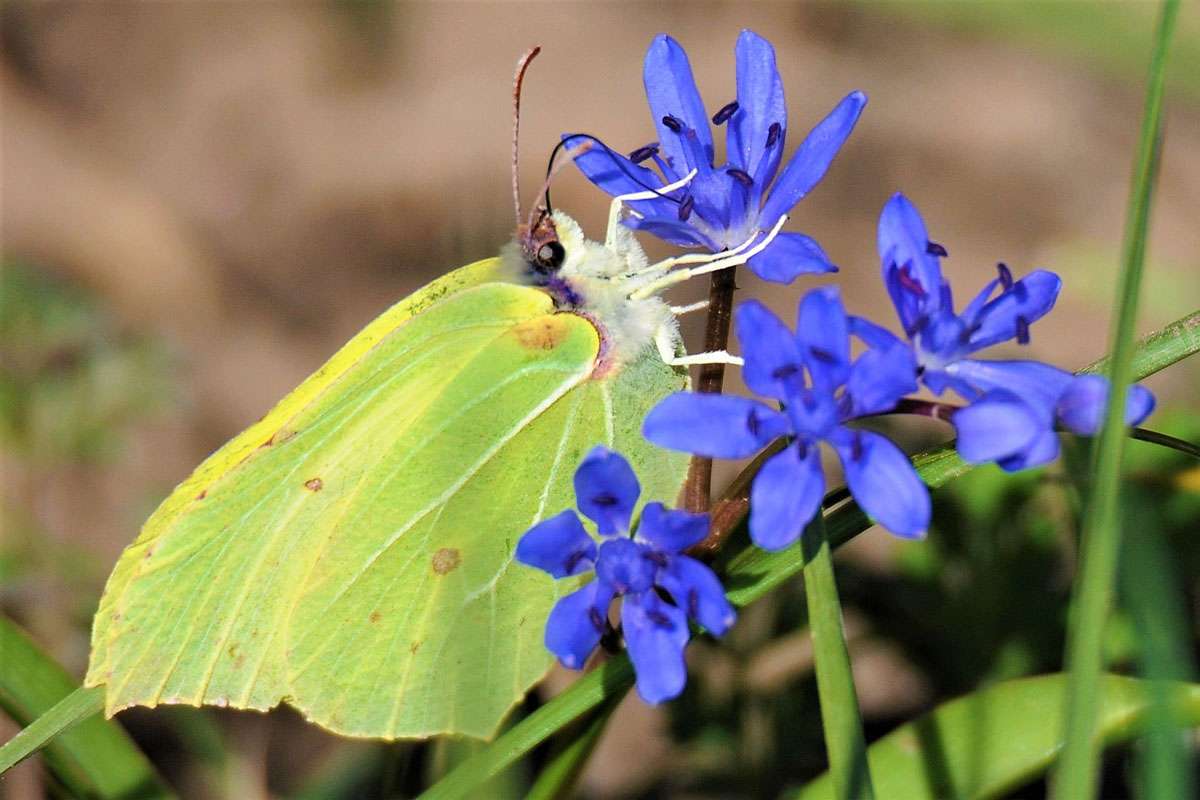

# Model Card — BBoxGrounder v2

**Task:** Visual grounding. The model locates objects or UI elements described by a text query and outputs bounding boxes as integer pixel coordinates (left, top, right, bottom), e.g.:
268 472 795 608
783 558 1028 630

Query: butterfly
84 47 783 740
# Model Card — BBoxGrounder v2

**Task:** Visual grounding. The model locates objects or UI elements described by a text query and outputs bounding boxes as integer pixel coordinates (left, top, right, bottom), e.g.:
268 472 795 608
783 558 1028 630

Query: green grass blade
792 674 1200 800
802 514 875 799
1120 492 1197 798
525 698 619 800
1078 309 1199 378
0 617 171 796
419 657 634 800
423 308 1200 800
1053 1 1181 796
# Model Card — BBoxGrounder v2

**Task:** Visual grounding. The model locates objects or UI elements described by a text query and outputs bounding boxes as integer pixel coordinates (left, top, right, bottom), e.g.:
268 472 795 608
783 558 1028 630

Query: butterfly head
518 207 566 275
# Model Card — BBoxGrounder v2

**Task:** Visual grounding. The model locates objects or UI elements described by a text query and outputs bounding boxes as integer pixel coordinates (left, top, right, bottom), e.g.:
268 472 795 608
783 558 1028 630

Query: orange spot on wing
431 548 461 575
512 316 569 351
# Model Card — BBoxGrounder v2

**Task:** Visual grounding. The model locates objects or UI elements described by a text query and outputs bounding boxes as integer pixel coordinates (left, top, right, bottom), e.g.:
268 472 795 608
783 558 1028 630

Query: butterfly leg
630 215 789 301
626 230 762 280
669 300 710 316
605 169 698 250
654 325 744 367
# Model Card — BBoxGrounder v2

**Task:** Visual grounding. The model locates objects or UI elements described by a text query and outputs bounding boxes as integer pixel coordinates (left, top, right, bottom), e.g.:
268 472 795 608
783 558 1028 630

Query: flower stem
683 266 737 514
802 512 876 800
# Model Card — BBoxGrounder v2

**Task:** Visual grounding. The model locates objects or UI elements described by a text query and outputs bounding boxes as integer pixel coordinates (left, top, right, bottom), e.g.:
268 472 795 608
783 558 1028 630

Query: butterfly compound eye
536 240 565 270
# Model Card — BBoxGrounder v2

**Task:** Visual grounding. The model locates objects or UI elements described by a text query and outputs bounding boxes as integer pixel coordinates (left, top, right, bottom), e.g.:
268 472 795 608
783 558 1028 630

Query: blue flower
565 30 867 284
644 287 930 549
866 193 1155 470
516 446 736 704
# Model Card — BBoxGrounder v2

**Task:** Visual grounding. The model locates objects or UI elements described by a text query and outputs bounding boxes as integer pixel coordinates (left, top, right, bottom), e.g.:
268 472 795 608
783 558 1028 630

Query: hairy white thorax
503 211 680 372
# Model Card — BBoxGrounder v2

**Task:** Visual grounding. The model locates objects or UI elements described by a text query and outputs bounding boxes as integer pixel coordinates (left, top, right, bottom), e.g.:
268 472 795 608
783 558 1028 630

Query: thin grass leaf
421 308 1200 800
419 658 634 800
1053 1 1181 795
525 697 620 800
0 617 170 796
802 513 875 799
1120 492 1197 798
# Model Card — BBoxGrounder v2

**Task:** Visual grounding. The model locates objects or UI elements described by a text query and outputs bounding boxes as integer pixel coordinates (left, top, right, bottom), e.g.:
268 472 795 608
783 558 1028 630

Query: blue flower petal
922 368 981 400
995 429 1060 472
966 269 1062 351
952 390 1044 464
595 537 657 595
749 443 824 551
1056 375 1156 435
644 392 789 459
622 590 691 704
659 555 737 636
727 29 786 187
623 215 715 249
796 286 851 391
643 35 713 174
683 165 736 232
515 510 597 578
562 134 672 218
545 580 613 670
832 428 929 538
844 342 918 417
959 275 1002 323
848 315 909 351
878 193 943 334
745 232 838 284
760 91 866 226
736 299 806 399
574 446 641 536
636 501 709 553
946 359 1073 418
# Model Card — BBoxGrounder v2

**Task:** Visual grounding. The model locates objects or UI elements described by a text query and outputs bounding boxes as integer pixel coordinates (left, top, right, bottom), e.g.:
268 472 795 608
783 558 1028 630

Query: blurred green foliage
0 262 172 465
874 1 1200 101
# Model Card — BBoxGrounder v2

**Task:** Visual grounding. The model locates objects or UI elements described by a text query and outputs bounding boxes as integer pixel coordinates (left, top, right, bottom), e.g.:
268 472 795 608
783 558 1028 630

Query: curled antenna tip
512 46 542 229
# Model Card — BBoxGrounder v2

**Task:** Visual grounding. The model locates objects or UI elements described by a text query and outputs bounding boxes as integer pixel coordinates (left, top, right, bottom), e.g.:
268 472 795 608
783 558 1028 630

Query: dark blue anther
564 551 588 574
808 347 838 364
661 114 683 133
772 363 801 380
726 167 754 187
628 143 659 164
895 264 927 296
647 610 672 627
712 100 739 125
1015 315 1030 345
851 431 865 461
678 194 695 221
996 262 1014 290
926 240 948 257
646 551 668 567
766 121 782 148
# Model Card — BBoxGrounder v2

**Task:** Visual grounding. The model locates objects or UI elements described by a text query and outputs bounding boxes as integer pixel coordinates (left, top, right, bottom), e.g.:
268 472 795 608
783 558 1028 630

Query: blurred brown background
1 2 1197 797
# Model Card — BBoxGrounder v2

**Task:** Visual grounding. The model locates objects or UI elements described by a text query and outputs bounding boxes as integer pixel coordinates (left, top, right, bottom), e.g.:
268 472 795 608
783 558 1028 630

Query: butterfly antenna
512 46 541 230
